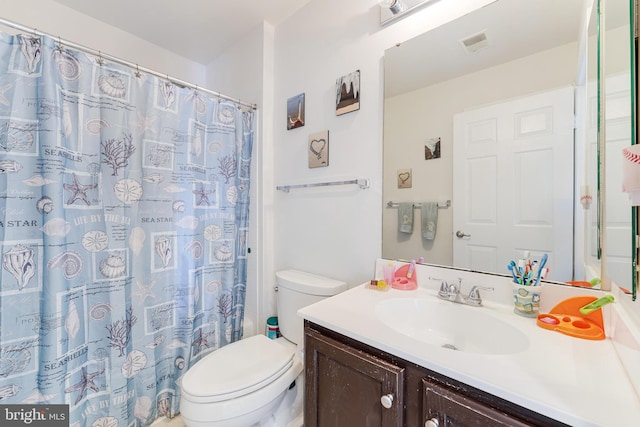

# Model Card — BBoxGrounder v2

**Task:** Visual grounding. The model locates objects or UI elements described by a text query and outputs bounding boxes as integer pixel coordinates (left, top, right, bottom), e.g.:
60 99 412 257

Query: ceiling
52 0 623 95
53 0 311 64
384 0 588 98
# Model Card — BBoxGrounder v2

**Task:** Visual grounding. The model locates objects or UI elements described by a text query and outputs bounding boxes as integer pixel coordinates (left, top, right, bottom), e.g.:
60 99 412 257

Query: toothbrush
538 253 548 271
579 295 614 315
508 261 519 282
406 260 416 278
533 254 548 286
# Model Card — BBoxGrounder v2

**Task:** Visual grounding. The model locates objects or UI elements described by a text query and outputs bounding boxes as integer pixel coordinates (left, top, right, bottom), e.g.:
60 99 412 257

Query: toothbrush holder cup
512 282 542 317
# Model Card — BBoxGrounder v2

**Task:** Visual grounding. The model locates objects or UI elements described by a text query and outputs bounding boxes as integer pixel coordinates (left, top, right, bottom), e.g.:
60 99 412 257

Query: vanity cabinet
422 378 530 426
304 327 404 427
304 321 567 427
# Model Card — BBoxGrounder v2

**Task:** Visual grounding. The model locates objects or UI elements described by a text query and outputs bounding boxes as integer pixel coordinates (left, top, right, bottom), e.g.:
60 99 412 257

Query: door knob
380 393 394 409
455 230 470 238
425 418 439 427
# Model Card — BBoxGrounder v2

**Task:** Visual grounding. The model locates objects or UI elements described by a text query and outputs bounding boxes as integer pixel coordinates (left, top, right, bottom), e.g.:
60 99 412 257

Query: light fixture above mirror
379 0 406 15
379 0 440 25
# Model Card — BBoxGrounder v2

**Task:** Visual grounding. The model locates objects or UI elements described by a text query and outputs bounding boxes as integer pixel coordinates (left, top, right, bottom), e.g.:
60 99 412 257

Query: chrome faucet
437 278 494 306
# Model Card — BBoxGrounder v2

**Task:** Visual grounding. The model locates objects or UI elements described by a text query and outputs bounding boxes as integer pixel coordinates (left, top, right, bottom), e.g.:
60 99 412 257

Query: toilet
179 270 347 427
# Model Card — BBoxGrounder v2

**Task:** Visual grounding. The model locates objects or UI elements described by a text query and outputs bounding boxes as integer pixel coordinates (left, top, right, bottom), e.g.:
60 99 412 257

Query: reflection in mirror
603 0 634 296
383 0 589 281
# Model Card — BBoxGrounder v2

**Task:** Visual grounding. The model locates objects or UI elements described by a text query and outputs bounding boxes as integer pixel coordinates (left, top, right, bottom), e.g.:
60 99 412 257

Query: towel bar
277 178 370 192
386 200 451 208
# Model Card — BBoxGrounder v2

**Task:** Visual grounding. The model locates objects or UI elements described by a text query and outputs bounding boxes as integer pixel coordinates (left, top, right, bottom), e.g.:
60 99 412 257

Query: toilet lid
182 335 295 399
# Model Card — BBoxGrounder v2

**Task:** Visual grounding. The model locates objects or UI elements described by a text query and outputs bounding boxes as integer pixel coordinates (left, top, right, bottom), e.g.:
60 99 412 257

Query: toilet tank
275 270 347 345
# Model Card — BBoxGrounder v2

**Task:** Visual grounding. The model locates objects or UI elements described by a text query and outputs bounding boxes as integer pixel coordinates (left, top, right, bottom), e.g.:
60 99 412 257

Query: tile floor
150 415 185 427
148 414 304 427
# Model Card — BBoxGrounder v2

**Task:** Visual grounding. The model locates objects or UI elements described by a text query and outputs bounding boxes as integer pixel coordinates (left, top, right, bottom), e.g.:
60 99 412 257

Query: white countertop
298 282 640 427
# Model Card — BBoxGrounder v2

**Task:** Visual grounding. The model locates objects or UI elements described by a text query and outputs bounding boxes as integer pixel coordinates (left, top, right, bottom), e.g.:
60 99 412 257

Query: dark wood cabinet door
422 378 532 427
305 328 405 427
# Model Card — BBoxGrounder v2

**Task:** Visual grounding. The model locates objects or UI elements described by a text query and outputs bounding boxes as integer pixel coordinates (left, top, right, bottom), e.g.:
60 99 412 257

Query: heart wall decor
308 130 329 168
397 168 412 188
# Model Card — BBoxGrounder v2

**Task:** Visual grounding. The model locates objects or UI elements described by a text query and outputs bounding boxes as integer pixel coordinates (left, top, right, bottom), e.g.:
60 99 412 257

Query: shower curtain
0 31 254 426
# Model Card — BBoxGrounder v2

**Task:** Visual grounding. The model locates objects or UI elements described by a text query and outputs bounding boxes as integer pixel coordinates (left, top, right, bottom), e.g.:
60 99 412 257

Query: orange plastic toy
391 264 418 290
536 296 605 340
565 281 596 289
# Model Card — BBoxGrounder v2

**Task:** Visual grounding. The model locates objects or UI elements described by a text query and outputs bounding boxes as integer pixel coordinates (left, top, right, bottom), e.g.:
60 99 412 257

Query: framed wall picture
397 168 412 188
425 137 441 160
287 93 305 130
335 70 360 116
308 130 329 168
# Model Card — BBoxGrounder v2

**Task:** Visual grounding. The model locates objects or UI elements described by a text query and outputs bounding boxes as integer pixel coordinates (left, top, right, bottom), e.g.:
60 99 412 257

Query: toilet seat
181 335 295 403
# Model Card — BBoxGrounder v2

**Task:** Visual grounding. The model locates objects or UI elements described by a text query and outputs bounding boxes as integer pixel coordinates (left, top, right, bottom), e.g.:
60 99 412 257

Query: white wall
206 24 266 106
268 0 495 321
382 42 578 265
2 0 205 83
205 23 276 336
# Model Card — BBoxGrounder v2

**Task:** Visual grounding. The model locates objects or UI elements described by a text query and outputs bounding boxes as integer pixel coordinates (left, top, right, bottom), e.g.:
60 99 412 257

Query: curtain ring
135 64 141 78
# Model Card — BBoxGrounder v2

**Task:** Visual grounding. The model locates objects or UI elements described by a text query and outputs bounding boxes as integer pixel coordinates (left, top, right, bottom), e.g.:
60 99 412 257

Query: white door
453 87 574 281
604 73 633 290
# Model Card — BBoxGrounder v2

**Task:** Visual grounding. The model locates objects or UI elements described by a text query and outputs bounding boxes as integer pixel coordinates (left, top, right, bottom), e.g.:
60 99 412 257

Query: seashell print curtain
0 31 254 426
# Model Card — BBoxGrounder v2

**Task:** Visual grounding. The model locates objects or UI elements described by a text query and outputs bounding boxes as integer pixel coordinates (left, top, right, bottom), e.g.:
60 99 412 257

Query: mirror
587 0 635 297
383 0 591 281
602 0 635 297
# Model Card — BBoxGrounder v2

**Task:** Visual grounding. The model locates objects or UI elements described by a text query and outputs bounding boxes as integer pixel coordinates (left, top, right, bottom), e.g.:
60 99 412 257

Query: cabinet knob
380 393 394 409
425 418 439 427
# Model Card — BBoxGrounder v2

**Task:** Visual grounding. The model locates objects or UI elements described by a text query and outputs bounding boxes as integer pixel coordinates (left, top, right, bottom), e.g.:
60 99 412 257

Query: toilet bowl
180 335 302 427
179 270 346 427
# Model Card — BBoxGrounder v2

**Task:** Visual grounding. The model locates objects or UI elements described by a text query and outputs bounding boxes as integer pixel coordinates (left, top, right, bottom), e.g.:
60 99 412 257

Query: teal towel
398 203 414 234
421 202 438 240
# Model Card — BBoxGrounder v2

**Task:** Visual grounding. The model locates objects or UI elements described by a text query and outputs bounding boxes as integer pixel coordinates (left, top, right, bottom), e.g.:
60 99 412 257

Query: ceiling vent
459 30 489 54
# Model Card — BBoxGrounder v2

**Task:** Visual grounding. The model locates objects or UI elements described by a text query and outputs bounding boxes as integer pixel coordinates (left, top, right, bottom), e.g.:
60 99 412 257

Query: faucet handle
438 281 449 298
467 285 494 303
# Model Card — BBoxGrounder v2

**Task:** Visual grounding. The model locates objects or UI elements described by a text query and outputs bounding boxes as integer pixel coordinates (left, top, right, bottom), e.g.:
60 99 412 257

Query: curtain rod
0 16 257 111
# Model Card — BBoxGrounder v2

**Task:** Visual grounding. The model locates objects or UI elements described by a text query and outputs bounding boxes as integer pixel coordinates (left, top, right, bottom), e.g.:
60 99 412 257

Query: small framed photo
425 137 441 160
336 70 360 116
308 130 329 168
397 169 412 189
287 93 305 130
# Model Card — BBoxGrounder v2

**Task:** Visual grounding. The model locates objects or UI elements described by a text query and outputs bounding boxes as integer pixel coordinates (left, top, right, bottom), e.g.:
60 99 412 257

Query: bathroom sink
374 298 529 355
